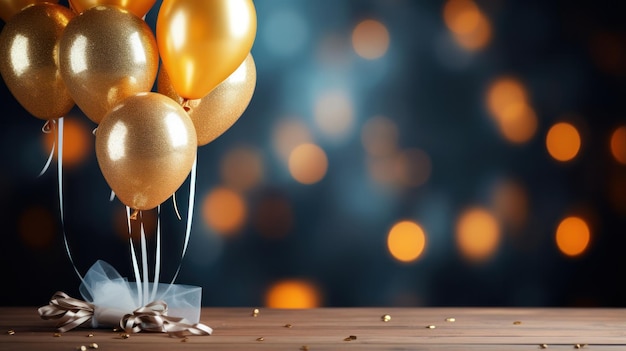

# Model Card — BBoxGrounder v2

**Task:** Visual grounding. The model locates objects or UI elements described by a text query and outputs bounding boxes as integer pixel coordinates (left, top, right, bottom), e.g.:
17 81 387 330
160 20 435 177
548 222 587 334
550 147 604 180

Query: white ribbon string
140 215 149 306
127 206 143 307
56 117 87 285
150 205 162 303
168 156 197 285
38 120 55 177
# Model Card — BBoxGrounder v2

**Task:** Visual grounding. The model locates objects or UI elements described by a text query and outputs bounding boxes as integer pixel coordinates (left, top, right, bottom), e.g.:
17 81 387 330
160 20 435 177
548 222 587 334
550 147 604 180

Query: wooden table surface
1 307 626 350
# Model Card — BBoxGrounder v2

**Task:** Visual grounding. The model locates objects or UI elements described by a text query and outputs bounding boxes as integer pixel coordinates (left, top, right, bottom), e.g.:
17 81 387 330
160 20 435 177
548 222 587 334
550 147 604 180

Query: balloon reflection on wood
69 0 156 18
158 54 257 146
0 3 75 120
95 92 197 211
59 5 158 124
0 0 58 23
156 0 257 99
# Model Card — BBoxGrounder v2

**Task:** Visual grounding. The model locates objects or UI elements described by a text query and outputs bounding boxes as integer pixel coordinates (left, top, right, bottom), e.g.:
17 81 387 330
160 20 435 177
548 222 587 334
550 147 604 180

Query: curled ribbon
38 292 212 337
121 301 213 337
38 291 94 333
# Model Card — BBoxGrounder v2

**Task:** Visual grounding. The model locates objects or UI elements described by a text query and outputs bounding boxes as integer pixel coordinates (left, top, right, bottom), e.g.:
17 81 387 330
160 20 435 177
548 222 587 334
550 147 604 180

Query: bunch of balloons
0 0 257 211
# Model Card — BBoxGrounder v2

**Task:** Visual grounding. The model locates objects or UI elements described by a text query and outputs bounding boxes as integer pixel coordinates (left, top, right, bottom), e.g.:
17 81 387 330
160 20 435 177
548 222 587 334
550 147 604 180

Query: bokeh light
490 180 528 231
220 146 264 192
361 115 399 157
272 118 313 163
556 216 591 257
387 220 427 263
367 155 397 186
18 206 55 249
498 103 538 144
486 77 528 120
546 122 581 162
254 194 293 239
265 279 321 308
288 143 328 185
201 187 247 236
443 0 492 51
456 207 500 262
313 89 355 138
352 19 390 59
43 116 92 168
610 125 626 164
395 148 432 188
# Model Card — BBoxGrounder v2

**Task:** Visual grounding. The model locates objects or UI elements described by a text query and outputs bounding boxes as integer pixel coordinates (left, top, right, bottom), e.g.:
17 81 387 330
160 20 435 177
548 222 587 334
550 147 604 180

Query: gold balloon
158 54 256 146
59 5 158 124
0 3 75 120
95 92 197 211
0 0 58 23
69 0 156 18
156 0 257 100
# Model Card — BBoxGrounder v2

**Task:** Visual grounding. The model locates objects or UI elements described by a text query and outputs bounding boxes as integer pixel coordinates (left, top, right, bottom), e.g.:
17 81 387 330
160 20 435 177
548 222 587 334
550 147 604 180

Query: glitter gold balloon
156 0 257 99
0 0 59 22
0 3 75 120
68 0 156 18
158 53 256 146
95 92 197 211
59 5 158 124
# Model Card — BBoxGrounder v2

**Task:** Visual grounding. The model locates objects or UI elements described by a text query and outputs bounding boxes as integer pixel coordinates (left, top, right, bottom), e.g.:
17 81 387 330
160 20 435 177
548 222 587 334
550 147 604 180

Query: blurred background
1 0 626 308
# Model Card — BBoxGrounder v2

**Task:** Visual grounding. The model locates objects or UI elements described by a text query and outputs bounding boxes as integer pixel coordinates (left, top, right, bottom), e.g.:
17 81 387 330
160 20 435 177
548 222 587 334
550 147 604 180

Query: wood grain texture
1 307 626 350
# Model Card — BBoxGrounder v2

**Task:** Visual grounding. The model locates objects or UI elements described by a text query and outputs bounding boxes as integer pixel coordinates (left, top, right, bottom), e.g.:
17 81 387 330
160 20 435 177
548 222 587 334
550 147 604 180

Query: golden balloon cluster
0 0 257 211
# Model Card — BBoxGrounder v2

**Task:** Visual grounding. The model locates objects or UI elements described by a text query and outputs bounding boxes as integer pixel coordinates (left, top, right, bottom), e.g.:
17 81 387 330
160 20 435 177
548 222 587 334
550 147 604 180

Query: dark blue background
1 0 625 307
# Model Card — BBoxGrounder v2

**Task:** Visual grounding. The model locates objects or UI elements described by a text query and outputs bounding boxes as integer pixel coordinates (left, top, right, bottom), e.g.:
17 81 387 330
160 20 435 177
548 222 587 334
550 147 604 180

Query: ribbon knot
38 291 212 337
121 301 212 337
38 291 95 333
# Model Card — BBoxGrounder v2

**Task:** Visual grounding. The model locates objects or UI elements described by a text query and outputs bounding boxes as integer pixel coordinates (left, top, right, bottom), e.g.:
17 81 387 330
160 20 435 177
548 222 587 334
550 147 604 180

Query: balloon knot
130 209 139 220
181 98 191 113
42 119 56 134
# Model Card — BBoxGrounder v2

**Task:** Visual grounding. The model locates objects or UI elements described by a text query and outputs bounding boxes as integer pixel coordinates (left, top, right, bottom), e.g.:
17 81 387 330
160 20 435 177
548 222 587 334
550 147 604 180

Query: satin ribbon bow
38 291 212 337
38 291 94 333
120 300 213 337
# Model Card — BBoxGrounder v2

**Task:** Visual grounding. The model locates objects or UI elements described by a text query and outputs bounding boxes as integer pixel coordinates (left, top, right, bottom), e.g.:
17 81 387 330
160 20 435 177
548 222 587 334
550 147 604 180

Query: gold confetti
78 346 87 351
120 333 130 339
382 314 391 322
513 321 522 325
53 333 61 337
89 343 99 349
574 344 587 349
445 317 456 322
284 323 293 328
181 337 188 343
426 325 436 329
256 337 265 341
86 333 94 337
112 327 120 332
343 337 352 341
7 330 15 335
252 308 260 317
300 346 309 351
540 344 548 349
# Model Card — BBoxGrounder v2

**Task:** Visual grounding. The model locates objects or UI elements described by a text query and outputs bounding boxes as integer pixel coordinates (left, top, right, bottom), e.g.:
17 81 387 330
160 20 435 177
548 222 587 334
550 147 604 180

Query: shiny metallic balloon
158 54 256 146
0 0 59 23
0 3 75 120
59 5 158 124
95 92 197 211
69 0 156 18
156 0 257 100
